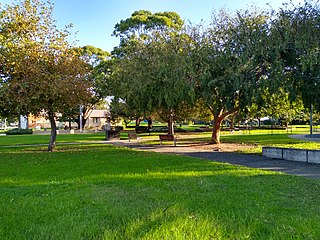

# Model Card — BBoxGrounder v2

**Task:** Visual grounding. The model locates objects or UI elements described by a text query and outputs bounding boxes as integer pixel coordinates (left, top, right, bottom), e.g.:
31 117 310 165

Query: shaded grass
1 144 320 239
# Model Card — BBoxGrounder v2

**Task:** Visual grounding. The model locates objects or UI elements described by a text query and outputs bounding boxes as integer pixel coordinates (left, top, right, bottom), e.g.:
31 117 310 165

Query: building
85 110 109 129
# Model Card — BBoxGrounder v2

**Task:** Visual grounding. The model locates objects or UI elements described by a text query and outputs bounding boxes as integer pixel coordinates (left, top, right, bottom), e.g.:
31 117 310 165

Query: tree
271 1 320 109
0 0 92 151
112 29 196 135
60 45 110 130
193 8 271 143
112 10 184 57
108 11 195 135
109 99 138 127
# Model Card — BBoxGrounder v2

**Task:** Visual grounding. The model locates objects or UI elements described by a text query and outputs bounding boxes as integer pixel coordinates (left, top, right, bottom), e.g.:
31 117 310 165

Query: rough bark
48 111 57 152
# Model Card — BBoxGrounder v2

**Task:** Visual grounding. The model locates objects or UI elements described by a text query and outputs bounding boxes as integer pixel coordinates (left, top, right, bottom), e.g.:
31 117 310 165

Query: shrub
5 128 33 135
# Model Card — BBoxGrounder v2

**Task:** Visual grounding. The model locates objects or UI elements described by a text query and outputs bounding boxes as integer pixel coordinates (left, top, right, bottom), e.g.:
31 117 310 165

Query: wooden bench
128 133 140 142
159 134 177 146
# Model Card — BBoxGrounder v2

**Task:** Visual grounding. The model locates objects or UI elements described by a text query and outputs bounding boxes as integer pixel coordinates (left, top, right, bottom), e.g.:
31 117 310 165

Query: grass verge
1 144 320 239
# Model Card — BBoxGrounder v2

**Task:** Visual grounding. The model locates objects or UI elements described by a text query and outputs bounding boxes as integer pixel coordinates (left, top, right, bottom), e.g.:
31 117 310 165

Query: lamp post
310 104 313 136
79 105 83 132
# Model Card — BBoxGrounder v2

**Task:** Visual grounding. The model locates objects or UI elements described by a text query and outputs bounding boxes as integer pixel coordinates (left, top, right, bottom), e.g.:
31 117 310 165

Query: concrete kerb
262 146 320 164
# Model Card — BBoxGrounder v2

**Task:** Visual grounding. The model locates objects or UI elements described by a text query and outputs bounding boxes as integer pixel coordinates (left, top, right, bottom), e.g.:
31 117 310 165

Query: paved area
289 133 320 142
109 136 320 180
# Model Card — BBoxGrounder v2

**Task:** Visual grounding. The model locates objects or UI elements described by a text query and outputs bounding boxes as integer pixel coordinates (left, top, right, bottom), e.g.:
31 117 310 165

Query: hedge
5 128 33 135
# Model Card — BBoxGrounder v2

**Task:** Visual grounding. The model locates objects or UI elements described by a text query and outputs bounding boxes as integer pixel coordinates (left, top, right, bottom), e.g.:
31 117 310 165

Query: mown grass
220 133 320 154
1 144 320 239
0 132 106 146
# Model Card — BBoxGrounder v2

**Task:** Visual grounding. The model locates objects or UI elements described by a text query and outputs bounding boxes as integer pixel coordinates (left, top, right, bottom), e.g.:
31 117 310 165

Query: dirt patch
172 142 256 153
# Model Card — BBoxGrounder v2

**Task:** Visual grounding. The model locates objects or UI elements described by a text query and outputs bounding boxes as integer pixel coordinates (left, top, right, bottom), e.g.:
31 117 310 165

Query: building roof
88 110 109 118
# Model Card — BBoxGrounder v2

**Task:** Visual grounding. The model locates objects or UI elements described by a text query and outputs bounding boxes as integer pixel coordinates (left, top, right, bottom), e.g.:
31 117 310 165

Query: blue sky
2 0 304 52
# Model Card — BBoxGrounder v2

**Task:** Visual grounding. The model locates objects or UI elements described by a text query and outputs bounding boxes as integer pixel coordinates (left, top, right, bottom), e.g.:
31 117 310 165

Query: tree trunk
209 108 237 144
75 115 87 130
211 115 222 144
48 112 57 152
135 118 141 127
82 116 86 129
258 118 261 128
124 119 130 128
147 117 152 130
230 114 236 130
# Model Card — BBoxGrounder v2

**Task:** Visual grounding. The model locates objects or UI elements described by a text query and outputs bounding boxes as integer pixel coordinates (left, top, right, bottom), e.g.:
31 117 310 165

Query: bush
135 126 149 133
5 128 33 135
114 126 124 131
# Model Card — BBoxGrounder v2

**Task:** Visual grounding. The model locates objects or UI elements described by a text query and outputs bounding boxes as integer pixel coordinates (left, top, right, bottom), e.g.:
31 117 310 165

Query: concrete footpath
109 138 320 180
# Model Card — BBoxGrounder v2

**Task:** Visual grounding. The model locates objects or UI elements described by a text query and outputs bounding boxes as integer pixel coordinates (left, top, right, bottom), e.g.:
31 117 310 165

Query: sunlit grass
0 132 106 146
1 144 320 239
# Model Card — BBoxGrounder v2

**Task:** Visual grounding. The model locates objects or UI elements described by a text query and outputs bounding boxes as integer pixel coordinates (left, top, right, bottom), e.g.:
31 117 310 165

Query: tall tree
0 0 92 151
108 10 195 135
193 8 271 143
112 29 196 135
271 1 320 110
112 10 184 58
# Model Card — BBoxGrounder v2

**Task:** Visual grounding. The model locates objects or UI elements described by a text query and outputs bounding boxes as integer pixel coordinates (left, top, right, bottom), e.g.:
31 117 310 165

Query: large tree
0 0 92 151
193 8 271 143
112 29 196 135
107 10 196 134
112 10 184 58
271 1 320 110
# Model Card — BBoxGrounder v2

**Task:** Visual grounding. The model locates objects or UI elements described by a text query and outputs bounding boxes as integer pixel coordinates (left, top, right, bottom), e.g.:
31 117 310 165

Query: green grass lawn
220 132 320 154
1 144 320 239
0 132 106 146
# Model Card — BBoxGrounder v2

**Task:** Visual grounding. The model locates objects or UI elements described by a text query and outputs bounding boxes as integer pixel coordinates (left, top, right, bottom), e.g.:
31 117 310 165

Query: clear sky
1 0 304 52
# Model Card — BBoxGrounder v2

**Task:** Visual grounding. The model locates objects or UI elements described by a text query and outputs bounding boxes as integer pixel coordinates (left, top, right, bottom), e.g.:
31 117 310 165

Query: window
93 117 99 124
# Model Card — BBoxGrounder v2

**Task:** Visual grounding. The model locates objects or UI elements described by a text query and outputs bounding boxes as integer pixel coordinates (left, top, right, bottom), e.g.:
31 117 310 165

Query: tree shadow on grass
1 145 320 239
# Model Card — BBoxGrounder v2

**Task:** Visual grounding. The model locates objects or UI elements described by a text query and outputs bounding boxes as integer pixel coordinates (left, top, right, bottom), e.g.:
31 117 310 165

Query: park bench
128 133 140 142
159 134 177 146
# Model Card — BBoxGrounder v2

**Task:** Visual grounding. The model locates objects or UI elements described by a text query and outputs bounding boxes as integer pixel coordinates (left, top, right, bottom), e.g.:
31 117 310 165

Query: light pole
79 105 83 132
310 104 313 136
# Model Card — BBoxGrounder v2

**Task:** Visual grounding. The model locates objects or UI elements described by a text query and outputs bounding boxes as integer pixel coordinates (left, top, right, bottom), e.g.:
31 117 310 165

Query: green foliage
109 99 138 126
0 0 93 150
271 1 320 109
0 0 92 117
191 8 272 143
109 10 195 134
113 10 184 38
5 128 33 135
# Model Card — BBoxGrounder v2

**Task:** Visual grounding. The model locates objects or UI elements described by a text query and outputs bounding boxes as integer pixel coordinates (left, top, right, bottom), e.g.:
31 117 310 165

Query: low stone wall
262 147 320 164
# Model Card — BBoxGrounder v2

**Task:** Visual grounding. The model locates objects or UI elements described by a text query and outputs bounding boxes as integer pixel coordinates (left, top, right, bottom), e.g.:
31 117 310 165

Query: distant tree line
101 1 319 143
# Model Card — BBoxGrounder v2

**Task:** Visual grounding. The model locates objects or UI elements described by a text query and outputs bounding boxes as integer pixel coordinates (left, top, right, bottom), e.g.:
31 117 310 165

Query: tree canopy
0 0 92 151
